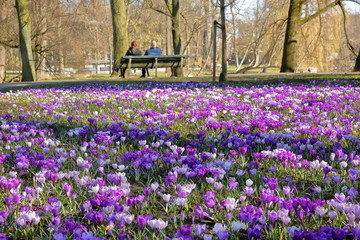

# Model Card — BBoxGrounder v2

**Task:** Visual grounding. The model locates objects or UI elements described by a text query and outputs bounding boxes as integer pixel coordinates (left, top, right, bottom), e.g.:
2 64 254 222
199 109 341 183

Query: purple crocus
193 205 210 220
268 210 278 222
217 230 229 240
352 226 360 240
136 214 153 230
176 225 192 238
229 178 239 191
88 118 97 124
246 227 261 239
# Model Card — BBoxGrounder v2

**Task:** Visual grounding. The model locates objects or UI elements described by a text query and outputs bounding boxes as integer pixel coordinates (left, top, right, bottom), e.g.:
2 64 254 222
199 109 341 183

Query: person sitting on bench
141 40 162 78
120 41 142 77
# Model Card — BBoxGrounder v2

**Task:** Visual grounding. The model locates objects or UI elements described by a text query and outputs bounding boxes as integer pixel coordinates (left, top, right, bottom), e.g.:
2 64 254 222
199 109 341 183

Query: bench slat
117 55 189 77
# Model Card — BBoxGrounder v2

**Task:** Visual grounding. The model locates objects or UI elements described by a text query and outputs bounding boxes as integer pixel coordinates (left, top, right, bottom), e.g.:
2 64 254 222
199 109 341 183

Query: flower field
1 80 360 239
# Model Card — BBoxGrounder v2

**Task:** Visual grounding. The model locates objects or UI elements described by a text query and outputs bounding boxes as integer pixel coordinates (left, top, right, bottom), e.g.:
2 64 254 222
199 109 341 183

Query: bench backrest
120 55 188 68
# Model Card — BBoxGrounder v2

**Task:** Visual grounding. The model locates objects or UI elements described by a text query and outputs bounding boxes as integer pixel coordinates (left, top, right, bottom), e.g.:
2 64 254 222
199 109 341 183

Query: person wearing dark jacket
121 41 142 77
126 41 142 56
141 40 162 78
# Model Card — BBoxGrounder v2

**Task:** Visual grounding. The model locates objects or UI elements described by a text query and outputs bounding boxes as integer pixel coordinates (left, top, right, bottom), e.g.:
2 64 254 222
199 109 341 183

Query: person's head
131 41 138 49
150 40 157 48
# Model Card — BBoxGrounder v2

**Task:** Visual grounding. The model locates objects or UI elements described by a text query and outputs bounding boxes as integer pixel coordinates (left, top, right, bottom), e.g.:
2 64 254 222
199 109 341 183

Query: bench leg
124 69 131 78
125 59 132 78
155 57 158 78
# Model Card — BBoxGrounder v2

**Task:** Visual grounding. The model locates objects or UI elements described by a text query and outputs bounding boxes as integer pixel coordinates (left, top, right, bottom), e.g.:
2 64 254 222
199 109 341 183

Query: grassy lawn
1 72 360 93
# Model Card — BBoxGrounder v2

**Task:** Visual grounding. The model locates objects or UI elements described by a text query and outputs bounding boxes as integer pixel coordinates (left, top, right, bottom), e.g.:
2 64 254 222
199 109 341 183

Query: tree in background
355 51 360 71
347 10 360 71
0 1 6 83
218 0 228 82
1 0 359 80
16 0 36 81
281 0 346 73
110 0 128 77
148 0 183 76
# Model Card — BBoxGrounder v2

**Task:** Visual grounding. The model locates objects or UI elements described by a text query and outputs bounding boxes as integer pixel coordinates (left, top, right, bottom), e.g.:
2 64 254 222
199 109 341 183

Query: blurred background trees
0 0 359 82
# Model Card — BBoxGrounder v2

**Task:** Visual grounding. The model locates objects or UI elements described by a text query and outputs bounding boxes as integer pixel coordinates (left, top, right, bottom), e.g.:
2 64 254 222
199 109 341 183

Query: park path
0 79 104 90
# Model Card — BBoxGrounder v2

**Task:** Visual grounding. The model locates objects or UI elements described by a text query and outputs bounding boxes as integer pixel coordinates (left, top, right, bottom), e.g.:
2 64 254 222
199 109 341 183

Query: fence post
213 21 217 82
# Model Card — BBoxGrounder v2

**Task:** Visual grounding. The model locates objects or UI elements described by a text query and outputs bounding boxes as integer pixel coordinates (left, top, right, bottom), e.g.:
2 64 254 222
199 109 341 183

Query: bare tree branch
338 1 357 56
148 0 172 17
0 39 19 48
300 0 341 25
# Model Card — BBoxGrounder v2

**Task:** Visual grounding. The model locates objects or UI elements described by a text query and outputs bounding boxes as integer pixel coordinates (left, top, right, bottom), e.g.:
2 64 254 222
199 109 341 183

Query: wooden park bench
117 55 189 78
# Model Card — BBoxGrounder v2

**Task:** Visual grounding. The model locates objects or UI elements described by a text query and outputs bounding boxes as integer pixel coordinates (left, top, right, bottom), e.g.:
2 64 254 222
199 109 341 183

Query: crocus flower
246 227 261 239
213 223 227 234
287 226 302 238
231 221 243 233
203 234 213 240
53 232 67 240
221 197 237 211
229 178 239 191
217 230 229 240
268 210 278 222
195 224 206 236
315 207 328 216
335 193 347 202
193 205 210 219
176 225 192 238
352 226 360 240
147 218 168 232
244 186 256 196
332 228 349 240
246 179 253 186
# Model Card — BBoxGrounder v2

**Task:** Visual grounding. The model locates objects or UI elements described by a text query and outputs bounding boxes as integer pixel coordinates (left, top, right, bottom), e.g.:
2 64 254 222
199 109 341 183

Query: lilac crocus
335 193 347 202
53 232 67 240
195 224 206 237
221 197 237 211
231 221 243 233
243 186 256 196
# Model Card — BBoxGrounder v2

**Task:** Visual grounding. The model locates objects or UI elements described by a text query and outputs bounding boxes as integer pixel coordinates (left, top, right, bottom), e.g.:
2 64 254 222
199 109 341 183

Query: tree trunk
230 3 239 67
35 32 46 81
15 0 36 82
172 0 183 77
355 51 360 72
0 4 5 83
202 0 211 63
0 45 5 83
281 0 342 73
166 15 172 55
219 0 227 82
110 0 128 77
235 42 251 73
59 49 64 74
280 0 303 73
